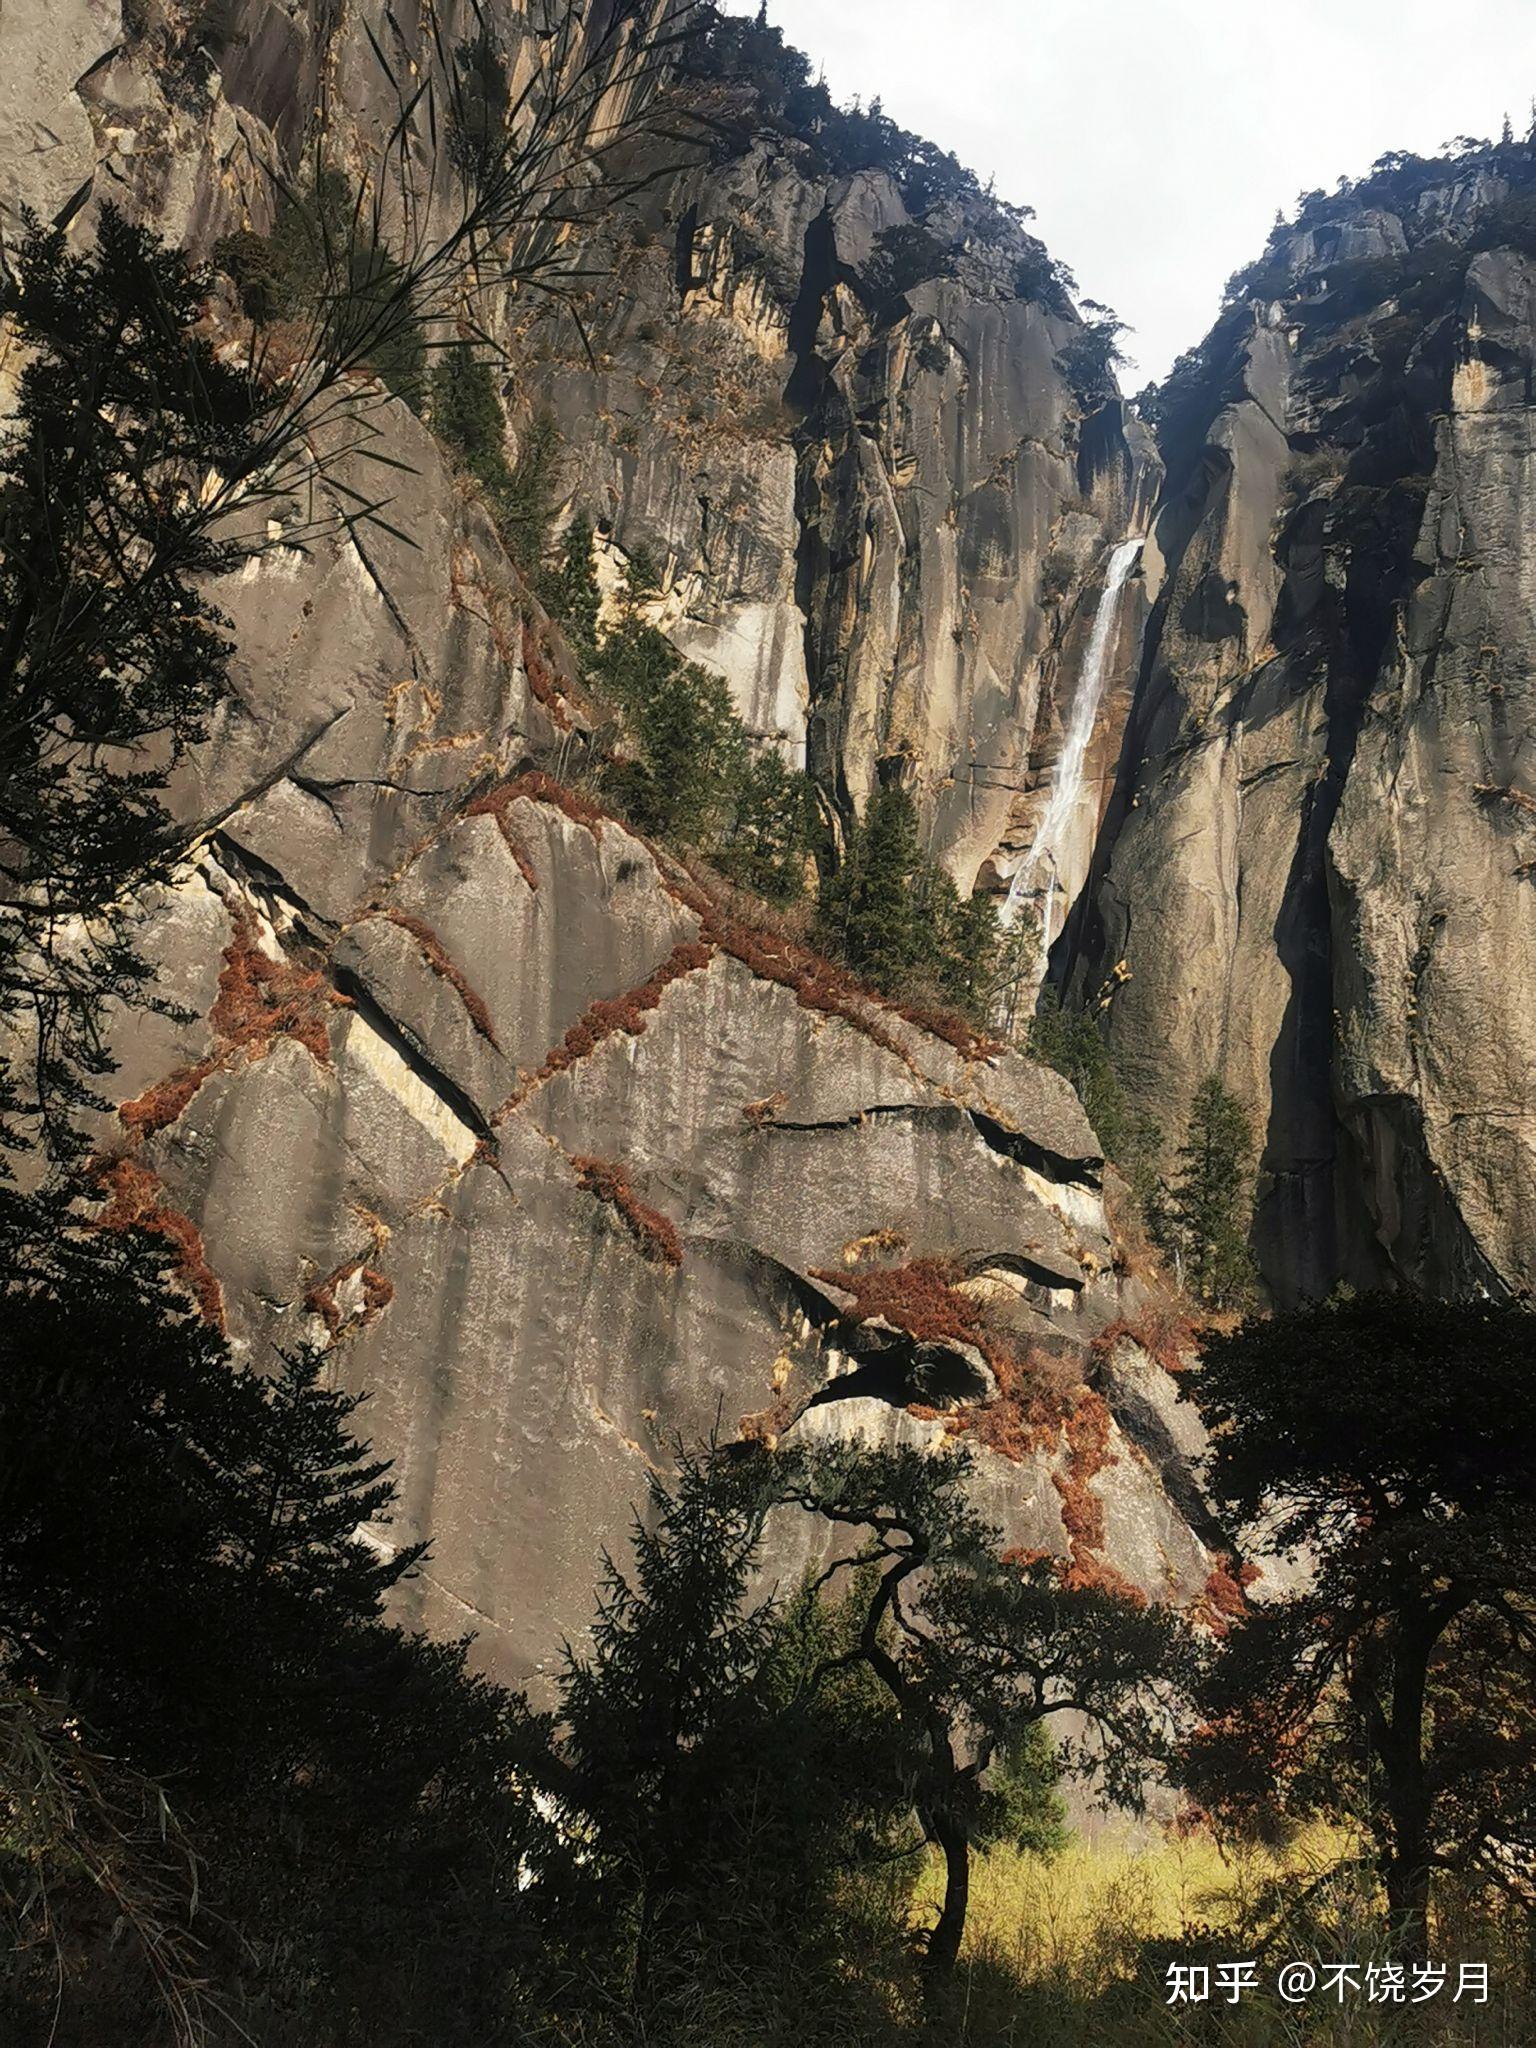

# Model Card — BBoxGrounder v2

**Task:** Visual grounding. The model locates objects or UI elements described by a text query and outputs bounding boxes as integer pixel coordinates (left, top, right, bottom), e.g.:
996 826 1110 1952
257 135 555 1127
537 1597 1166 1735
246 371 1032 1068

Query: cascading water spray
1003 535 1145 968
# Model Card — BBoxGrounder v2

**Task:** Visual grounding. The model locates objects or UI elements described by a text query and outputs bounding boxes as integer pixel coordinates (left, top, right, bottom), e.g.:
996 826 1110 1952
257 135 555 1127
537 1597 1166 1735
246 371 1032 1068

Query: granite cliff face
1060 148 1536 1305
89 388 1215 1680
11 0 1533 1680
514 112 1156 888
0 0 1218 1680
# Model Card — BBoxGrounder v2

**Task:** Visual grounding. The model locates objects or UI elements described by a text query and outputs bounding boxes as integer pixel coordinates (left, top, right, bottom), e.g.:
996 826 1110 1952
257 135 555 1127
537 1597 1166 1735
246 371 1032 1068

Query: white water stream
1003 535 1145 965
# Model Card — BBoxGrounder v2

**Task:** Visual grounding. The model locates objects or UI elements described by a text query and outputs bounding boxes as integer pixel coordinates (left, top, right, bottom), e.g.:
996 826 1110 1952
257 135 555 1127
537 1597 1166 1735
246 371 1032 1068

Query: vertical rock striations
1063 142 1536 1301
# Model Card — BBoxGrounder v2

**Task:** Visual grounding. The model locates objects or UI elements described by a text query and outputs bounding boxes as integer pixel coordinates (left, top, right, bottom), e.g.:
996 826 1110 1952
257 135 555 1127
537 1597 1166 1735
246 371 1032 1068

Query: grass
906 1828 1531 2046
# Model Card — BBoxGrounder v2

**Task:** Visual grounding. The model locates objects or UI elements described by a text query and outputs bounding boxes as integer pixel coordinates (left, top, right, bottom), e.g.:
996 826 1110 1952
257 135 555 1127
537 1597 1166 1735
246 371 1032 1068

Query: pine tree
542 515 601 660
716 747 818 903
819 781 924 989
228 1346 426 1612
430 342 508 484
1162 1074 1257 1307
0 207 266 1168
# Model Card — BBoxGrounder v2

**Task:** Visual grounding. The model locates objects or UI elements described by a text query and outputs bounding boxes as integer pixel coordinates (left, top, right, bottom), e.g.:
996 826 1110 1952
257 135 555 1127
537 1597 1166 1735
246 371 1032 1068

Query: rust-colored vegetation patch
463 783 540 891
1091 1309 1199 1376
812 1250 1144 1603
570 1153 683 1269
119 909 335 1138
741 1090 788 1130
812 1256 984 1349
381 910 500 1048
521 617 573 731
663 861 1000 1065
95 1158 225 1330
1191 1556 1260 1638
305 1257 396 1339
480 769 610 840
891 998 1003 1061
507 939 714 1105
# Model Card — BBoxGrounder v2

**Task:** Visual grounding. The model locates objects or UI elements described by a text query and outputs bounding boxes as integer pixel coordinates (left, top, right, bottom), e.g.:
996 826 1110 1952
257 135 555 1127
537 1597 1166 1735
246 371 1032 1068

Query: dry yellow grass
909 1827 1531 2046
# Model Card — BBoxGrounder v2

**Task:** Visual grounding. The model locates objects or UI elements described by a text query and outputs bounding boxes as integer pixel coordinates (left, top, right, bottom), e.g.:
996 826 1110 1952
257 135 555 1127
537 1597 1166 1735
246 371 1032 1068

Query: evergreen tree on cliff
1162 1075 1257 1307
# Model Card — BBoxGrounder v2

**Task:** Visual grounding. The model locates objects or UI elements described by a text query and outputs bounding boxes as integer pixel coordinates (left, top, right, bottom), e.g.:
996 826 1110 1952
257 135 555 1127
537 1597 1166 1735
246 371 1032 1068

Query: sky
723 0 1536 384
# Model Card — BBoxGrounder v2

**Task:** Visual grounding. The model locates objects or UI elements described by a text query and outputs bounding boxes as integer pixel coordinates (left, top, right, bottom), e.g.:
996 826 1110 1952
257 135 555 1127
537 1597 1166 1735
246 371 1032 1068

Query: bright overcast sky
724 0 1536 384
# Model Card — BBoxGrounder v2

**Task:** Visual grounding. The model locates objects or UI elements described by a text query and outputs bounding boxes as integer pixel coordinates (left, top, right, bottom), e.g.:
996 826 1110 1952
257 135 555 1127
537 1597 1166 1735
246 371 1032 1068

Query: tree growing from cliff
819 782 927 989
1028 990 1160 1202
778 1442 1191 1980
817 783 1004 1022
1180 1293 1536 1960
1160 1075 1257 1308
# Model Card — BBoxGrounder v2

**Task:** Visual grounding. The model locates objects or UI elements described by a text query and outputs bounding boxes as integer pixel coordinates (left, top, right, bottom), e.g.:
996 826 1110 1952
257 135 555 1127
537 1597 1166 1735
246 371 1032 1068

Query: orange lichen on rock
381 910 500 1048
95 1158 225 1330
463 783 540 891
510 940 714 1102
570 1154 684 1269
119 909 335 1137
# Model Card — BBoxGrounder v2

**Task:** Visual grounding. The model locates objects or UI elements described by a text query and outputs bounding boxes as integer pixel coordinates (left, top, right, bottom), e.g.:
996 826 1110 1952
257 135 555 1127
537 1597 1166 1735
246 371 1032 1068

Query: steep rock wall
0 0 1218 1675
1063 151 1536 1302
90 394 1215 1684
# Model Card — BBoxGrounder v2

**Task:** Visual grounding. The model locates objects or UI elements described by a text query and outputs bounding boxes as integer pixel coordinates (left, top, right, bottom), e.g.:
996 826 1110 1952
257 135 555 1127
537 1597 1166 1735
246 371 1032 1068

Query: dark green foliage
1159 1075 1256 1308
498 409 562 572
1027 990 1160 1197
680 5 1006 215
1011 238 1077 315
980 1722 1070 1859
864 223 953 306
598 620 747 845
555 1452 918 2004
430 340 508 482
0 1224 551 2042
447 27 512 184
778 1441 1190 1975
714 747 820 904
1182 1294 1536 1958
0 208 260 1166
214 168 428 410
429 348 559 569
535 546 815 896
1054 309 1128 407
540 515 601 661
817 783 1003 1022
819 781 926 989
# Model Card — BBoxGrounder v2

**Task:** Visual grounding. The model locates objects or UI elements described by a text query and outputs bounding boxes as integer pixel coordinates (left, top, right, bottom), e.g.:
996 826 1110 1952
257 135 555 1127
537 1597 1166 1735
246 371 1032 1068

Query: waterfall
1003 535 1144 963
